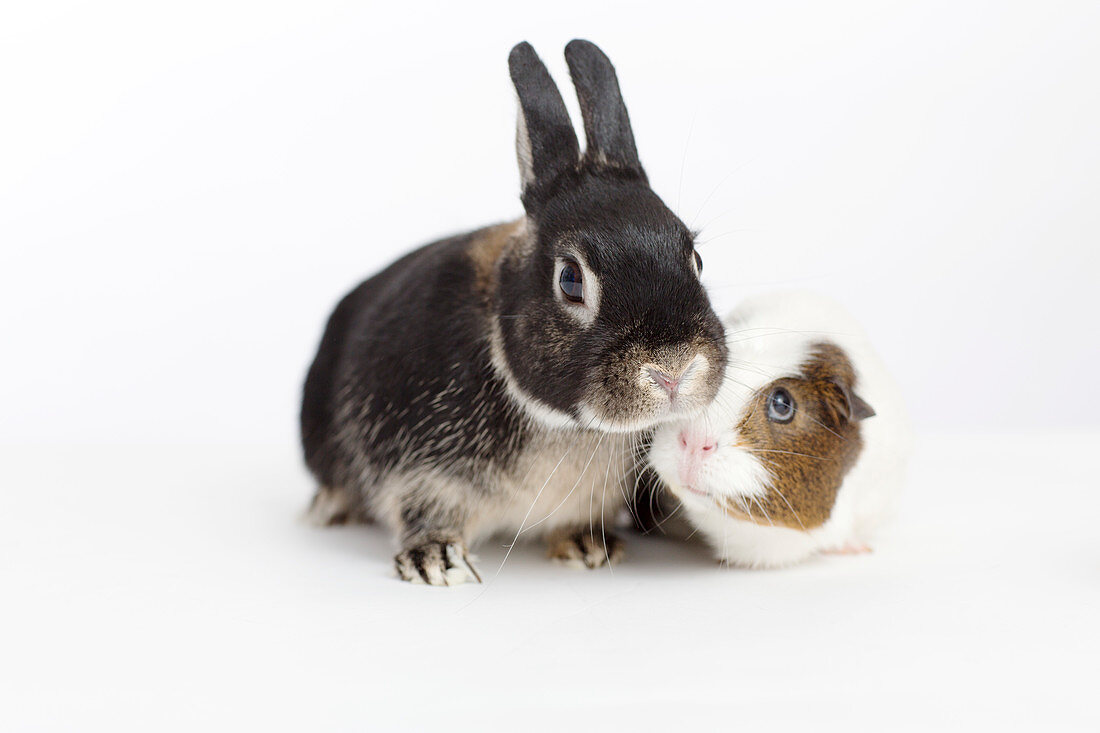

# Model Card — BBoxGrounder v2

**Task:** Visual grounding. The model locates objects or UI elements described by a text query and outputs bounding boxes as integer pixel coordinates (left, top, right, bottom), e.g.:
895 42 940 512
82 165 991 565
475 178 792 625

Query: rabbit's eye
559 260 584 303
766 387 796 423
693 250 703 275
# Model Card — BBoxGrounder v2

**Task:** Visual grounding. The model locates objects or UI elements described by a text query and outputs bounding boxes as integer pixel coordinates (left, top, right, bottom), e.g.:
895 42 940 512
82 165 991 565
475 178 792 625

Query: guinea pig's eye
766 387 796 423
558 260 584 303
693 250 703 275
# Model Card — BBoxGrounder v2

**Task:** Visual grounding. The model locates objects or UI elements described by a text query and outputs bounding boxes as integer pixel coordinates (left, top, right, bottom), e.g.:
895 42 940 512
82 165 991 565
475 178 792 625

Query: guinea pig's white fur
648 291 912 568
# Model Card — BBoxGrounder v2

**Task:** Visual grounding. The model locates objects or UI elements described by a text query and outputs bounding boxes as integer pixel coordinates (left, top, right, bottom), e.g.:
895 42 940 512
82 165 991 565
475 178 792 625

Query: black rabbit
301 40 728 584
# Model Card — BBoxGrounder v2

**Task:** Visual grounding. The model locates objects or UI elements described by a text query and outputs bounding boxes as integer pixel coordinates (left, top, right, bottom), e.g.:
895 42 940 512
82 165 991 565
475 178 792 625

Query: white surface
2 0 1100 446
3 432 1097 731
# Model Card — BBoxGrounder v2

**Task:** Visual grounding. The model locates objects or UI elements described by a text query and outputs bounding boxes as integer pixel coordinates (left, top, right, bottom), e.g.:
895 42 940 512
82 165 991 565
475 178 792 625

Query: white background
3 0 1099 445
2 2 1098 731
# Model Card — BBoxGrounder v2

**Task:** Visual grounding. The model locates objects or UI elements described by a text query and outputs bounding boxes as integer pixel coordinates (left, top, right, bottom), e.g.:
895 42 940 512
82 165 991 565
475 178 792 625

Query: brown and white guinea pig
299 40 727 585
647 291 911 568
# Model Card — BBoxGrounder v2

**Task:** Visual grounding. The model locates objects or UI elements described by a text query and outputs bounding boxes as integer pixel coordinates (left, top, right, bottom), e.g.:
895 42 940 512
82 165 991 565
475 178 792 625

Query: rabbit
300 40 729 585
643 291 911 568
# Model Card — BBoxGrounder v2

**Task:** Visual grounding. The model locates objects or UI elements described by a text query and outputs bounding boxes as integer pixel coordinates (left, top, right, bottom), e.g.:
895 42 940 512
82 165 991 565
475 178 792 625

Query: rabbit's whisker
520 428 605 533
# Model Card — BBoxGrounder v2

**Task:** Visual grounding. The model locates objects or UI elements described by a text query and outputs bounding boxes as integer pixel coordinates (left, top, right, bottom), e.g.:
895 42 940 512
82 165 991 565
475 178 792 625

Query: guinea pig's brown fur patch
723 342 868 531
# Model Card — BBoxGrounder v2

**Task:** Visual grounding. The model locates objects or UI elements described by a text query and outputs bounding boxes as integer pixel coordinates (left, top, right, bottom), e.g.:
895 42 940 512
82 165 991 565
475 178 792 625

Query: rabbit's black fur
301 40 727 585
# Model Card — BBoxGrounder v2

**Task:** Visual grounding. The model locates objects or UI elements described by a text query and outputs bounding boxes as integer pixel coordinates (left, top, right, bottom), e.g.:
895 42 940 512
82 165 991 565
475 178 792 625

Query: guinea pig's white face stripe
649 410 773 507
703 439 774 503
719 318 820 419
554 252 600 326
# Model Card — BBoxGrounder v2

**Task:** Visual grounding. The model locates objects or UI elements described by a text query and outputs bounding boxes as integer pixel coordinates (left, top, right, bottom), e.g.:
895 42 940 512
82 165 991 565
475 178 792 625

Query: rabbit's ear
564 39 644 178
509 42 580 201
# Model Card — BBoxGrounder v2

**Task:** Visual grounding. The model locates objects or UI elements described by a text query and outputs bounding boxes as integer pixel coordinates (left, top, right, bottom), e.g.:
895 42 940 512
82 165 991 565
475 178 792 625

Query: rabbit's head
490 41 727 433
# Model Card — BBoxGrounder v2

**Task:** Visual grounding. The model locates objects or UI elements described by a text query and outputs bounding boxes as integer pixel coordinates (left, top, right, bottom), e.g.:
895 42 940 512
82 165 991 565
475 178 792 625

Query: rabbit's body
302 222 527 500
303 221 634 567
302 42 728 584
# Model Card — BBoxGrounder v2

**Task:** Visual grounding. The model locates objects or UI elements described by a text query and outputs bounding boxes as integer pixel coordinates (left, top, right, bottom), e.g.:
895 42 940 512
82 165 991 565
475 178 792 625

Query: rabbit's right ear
508 42 579 207
564 40 644 179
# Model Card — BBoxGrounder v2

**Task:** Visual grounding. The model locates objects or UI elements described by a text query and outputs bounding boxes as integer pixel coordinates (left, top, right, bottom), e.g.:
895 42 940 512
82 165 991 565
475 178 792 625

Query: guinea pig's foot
395 541 482 586
822 542 872 556
547 528 625 569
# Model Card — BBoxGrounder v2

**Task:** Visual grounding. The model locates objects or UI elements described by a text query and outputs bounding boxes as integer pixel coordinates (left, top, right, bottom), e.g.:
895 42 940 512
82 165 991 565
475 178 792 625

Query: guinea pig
646 291 911 568
300 41 727 585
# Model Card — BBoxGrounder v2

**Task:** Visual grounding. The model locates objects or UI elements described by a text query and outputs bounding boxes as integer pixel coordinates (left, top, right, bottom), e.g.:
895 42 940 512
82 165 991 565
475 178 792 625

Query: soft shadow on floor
290 508 721 586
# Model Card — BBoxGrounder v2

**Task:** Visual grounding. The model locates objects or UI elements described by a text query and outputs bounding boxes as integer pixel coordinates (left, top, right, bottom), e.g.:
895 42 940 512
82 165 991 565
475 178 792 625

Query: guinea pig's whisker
726 361 782 381
738 495 753 523
617 434 644 528
797 410 851 443
743 447 829 461
624 453 652 478
767 484 806 530
729 327 860 348
720 512 731 569
740 496 753 521
712 390 750 415
631 466 648 498
725 325 798 338
649 496 685 535
755 496 775 527
645 477 660 526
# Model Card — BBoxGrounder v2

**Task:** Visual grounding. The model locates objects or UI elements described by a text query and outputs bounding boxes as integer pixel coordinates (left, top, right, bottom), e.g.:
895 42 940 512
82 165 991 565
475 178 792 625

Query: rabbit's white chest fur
471 429 633 542
361 427 633 547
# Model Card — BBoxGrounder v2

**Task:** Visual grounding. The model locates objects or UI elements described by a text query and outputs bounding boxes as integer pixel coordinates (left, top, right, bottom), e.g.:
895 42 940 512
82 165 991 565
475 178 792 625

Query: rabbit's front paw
395 541 481 586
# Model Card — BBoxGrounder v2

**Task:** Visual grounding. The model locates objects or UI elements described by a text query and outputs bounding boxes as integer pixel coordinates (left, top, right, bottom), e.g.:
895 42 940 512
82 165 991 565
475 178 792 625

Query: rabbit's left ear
509 42 580 204
564 39 645 179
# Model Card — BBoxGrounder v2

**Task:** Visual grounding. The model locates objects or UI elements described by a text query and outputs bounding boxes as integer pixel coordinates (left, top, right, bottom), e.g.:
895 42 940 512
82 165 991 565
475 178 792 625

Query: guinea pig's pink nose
677 429 715 490
679 429 717 456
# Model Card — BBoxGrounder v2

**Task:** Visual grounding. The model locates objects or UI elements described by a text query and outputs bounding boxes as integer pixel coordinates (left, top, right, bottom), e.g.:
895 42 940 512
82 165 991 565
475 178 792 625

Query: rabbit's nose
646 366 680 396
647 353 706 402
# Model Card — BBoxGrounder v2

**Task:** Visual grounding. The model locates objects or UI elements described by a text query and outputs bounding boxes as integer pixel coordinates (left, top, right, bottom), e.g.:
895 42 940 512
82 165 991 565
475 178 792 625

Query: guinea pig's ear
508 42 580 209
849 392 876 421
564 39 646 180
827 377 876 424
